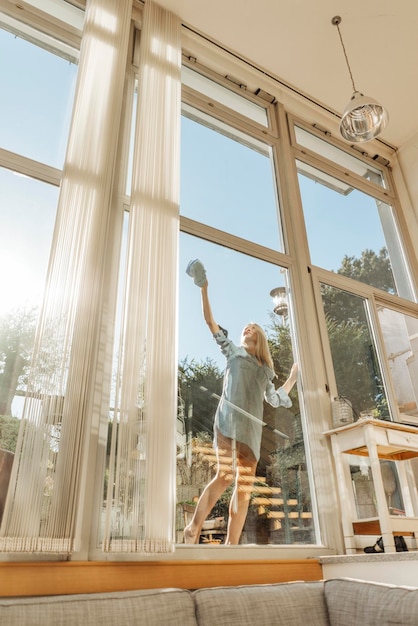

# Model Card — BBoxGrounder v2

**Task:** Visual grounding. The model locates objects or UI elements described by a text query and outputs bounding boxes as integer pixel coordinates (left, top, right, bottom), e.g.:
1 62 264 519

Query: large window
177 237 313 545
0 9 79 532
175 88 316 546
293 125 418 553
295 128 418 428
1 3 417 563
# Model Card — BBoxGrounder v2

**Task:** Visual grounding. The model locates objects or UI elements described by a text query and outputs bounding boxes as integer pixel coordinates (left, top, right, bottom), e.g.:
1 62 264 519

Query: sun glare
0 256 43 317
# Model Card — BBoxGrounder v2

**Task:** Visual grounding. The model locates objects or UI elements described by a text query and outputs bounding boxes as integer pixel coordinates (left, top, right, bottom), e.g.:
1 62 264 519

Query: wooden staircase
192 444 313 543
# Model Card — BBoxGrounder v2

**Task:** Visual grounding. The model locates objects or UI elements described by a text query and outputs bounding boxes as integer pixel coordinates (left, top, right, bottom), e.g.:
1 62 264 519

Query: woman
184 260 298 545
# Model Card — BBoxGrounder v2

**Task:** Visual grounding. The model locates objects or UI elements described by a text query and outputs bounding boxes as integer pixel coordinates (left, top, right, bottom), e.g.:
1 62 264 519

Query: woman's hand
282 363 298 394
288 362 298 383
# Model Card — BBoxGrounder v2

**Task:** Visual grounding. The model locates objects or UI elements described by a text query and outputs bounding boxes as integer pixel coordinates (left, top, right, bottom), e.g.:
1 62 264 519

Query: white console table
325 418 418 553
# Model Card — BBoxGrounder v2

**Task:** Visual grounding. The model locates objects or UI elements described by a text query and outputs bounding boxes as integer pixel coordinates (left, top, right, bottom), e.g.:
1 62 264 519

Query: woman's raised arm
201 282 220 335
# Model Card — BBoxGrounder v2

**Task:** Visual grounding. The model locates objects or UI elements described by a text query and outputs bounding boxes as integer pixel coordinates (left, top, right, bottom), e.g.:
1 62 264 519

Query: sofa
1 577 418 625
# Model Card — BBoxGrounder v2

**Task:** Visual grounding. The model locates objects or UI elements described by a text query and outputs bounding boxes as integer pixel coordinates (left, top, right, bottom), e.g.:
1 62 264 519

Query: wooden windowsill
0 559 323 597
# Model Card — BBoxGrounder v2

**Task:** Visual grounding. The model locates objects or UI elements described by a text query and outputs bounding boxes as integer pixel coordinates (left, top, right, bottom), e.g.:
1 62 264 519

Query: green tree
178 358 223 437
0 307 37 416
338 247 396 293
323 248 395 324
321 247 392 418
325 315 385 416
0 414 20 452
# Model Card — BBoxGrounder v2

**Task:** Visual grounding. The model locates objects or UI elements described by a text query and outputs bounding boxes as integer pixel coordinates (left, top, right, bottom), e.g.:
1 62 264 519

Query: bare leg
225 445 257 545
184 436 234 544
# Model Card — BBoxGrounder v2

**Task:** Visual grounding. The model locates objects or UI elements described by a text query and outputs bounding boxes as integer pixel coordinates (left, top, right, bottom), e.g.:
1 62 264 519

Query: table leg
365 424 396 552
330 434 357 554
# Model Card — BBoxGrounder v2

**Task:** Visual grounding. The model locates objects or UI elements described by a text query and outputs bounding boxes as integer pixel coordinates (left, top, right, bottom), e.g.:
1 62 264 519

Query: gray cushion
324 578 418 626
193 580 330 626
0 588 197 626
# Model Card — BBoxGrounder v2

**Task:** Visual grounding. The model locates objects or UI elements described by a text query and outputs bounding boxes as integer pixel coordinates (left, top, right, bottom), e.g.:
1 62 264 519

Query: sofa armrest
324 578 418 625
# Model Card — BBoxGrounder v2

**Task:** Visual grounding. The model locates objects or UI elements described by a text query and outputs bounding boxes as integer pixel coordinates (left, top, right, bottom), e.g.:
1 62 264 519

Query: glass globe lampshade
340 90 389 143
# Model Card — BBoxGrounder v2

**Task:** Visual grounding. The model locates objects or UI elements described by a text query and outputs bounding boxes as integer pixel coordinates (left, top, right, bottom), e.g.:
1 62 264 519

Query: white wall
397 132 418 219
321 555 418 587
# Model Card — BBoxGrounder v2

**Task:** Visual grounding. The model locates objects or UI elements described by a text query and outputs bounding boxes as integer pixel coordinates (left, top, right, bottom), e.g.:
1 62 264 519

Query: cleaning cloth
186 259 207 287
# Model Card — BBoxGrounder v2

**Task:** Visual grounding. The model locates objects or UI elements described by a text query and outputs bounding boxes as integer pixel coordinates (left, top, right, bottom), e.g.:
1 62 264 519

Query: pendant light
332 16 388 143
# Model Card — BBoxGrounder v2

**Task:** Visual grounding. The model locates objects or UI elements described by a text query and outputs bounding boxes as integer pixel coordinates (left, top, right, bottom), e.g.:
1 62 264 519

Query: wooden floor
0 559 323 597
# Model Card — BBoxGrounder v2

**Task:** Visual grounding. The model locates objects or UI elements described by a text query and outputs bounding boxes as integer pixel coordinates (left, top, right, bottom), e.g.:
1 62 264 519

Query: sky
0 30 76 167
0 29 77 317
179 235 289 369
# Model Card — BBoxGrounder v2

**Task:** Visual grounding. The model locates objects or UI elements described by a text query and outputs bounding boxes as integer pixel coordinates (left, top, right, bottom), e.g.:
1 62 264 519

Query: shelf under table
353 516 418 536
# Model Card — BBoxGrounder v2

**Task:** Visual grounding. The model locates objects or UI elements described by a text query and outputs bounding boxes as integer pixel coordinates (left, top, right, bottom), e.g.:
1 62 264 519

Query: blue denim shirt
213 329 292 461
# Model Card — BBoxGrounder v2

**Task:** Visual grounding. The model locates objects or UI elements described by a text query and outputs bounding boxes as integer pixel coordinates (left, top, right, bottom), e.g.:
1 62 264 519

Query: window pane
177 234 315 545
99 210 130 546
350 458 405 519
0 28 77 168
298 160 413 298
294 126 387 188
182 66 268 127
181 109 284 252
125 82 138 196
21 0 84 29
0 167 58 425
320 283 390 420
377 306 418 426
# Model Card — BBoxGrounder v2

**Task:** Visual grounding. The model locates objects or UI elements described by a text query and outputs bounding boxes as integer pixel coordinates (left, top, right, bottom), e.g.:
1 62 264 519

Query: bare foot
184 524 199 544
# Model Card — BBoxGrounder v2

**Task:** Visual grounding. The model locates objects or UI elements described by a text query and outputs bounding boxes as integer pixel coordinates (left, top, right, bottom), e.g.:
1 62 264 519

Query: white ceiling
157 0 418 150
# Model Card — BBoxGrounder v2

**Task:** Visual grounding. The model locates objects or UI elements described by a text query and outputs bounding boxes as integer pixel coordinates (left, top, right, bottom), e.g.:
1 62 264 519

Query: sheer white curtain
103 0 181 553
0 0 132 553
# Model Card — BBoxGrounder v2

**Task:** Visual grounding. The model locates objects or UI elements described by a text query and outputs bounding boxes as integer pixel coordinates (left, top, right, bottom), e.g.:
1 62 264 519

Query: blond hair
242 323 274 371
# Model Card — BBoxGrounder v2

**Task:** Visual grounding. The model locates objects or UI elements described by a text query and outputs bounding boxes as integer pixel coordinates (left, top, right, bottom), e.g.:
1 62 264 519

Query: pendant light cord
332 16 357 93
